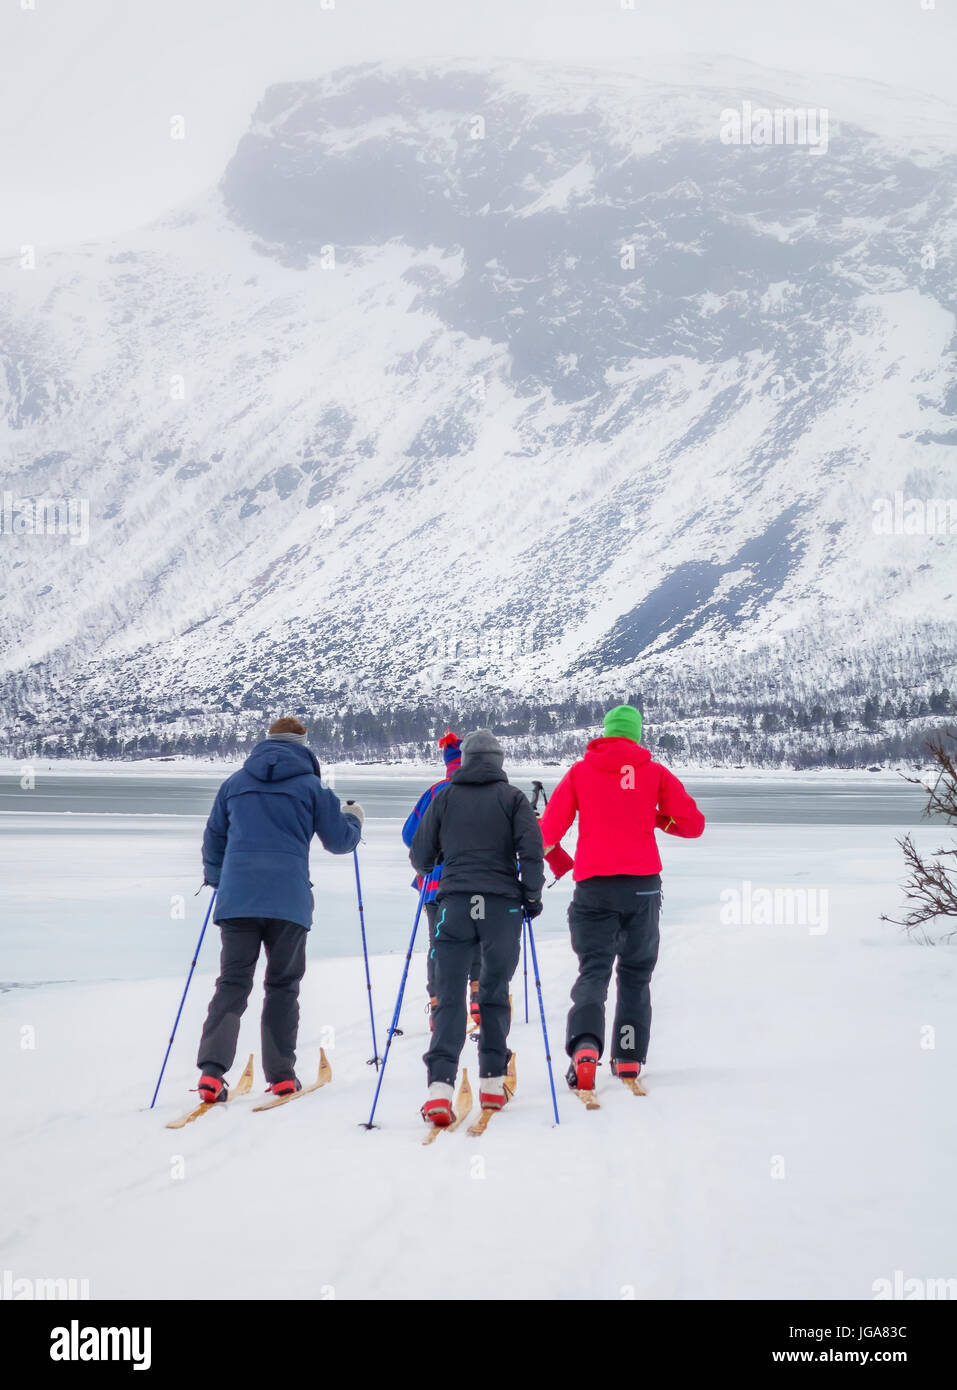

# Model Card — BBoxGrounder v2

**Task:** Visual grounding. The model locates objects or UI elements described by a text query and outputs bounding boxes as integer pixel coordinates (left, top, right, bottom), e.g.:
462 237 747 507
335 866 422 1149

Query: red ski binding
422 1097 454 1127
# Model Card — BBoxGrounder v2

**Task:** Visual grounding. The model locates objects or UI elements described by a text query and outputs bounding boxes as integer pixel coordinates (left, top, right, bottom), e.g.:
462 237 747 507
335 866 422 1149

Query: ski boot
478 1075 508 1111
611 1058 646 1094
565 1041 600 1091
265 1078 301 1098
610 1059 640 1080
197 1073 228 1105
422 1081 454 1127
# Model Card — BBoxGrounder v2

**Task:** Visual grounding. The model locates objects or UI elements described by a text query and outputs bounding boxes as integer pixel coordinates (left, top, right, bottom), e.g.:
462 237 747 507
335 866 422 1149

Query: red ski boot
265 1078 301 1098
421 1081 455 1127
566 1044 599 1091
610 1059 640 1080
421 1098 453 1126
478 1077 508 1111
197 1074 227 1105
611 1058 646 1094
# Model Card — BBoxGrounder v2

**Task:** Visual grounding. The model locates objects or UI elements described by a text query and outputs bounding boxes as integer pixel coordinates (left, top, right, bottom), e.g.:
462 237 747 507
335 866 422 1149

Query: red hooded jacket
537 737 704 881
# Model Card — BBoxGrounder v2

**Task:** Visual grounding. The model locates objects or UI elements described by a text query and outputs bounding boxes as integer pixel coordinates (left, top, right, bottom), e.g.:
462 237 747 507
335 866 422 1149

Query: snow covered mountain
1 60 956 739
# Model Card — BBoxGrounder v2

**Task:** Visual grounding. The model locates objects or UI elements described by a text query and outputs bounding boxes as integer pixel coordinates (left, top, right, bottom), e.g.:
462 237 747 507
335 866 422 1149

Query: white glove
344 801 364 827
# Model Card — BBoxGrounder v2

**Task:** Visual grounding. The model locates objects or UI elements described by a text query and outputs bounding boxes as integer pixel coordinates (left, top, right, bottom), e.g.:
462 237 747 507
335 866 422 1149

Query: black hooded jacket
410 754 545 901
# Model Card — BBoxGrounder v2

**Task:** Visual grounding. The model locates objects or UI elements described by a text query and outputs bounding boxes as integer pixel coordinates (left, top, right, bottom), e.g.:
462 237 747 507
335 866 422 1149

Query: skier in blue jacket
401 731 482 1030
195 717 362 1102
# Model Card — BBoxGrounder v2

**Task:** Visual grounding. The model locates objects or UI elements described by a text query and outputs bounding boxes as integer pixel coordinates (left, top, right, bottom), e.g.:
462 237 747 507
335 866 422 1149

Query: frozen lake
0 766 929 822
0 766 932 985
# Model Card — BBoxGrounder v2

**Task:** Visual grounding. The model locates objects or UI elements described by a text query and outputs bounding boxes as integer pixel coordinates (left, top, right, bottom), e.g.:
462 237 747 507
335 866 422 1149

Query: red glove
545 845 574 880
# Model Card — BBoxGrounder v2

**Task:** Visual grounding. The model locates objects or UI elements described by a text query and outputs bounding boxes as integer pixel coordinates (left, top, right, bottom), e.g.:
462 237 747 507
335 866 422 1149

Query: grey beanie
266 731 308 746
461 729 505 765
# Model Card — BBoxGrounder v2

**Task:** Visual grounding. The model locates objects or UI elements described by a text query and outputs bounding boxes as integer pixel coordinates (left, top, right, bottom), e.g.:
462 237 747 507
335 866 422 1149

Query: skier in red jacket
538 704 704 1094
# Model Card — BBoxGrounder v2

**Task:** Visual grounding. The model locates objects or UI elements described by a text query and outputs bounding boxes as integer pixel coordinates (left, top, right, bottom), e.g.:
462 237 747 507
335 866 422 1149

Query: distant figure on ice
195 717 363 1103
401 731 483 1031
538 704 704 1094
410 730 544 1127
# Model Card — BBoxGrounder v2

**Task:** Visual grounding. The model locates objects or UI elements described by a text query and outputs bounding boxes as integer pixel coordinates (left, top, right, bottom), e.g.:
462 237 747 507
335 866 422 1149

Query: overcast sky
1 0 954 252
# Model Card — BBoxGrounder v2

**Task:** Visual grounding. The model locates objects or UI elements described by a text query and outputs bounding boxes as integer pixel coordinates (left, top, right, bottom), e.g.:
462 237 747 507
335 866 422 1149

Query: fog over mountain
1 61 955 756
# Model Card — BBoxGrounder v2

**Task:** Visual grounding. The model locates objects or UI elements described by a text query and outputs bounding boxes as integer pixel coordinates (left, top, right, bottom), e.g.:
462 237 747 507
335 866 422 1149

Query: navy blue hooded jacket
202 739 361 929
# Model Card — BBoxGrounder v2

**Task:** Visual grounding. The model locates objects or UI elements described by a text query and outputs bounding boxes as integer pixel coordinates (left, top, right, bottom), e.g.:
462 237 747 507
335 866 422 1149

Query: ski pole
352 850 380 1069
515 853 529 1023
524 915 560 1125
149 890 217 1108
522 916 529 1023
362 880 427 1129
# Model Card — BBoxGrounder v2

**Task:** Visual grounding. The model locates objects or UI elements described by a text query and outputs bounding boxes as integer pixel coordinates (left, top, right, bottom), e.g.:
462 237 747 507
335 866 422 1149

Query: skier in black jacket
411 729 545 1127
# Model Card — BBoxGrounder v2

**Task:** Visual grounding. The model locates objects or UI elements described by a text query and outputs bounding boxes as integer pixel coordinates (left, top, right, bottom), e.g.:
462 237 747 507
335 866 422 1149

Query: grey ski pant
197 917 307 1084
425 900 481 997
424 892 523 1084
565 874 661 1063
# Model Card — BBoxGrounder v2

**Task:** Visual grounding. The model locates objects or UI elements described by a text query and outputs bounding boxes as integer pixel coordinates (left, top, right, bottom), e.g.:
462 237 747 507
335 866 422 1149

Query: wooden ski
422 1068 474 1145
466 1107 495 1137
166 1054 254 1129
573 1088 601 1110
622 1077 647 1096
252 1049 332 1112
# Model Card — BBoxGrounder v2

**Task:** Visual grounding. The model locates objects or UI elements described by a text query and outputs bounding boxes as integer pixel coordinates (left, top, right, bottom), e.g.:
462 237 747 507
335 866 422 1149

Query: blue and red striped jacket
402 779 452 901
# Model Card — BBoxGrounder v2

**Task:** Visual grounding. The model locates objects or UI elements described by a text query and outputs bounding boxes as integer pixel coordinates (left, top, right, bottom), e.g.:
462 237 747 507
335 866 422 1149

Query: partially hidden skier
410 730 545 1127
401 731 483 1031
195 717 363 1103
537 704 704 1094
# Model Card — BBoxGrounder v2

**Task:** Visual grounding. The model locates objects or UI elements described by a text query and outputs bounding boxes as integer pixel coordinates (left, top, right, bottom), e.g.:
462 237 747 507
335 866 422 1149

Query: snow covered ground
2 802 954 1300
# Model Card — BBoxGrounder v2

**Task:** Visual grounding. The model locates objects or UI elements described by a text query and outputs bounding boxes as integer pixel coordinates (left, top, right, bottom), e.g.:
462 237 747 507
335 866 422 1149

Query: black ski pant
425 901 481 997
197 917 307 1084
424 892 522 1085
565 874 661 1064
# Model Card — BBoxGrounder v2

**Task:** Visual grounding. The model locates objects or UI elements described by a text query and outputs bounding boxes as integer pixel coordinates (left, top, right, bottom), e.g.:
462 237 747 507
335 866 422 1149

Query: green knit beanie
603 703 642 743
